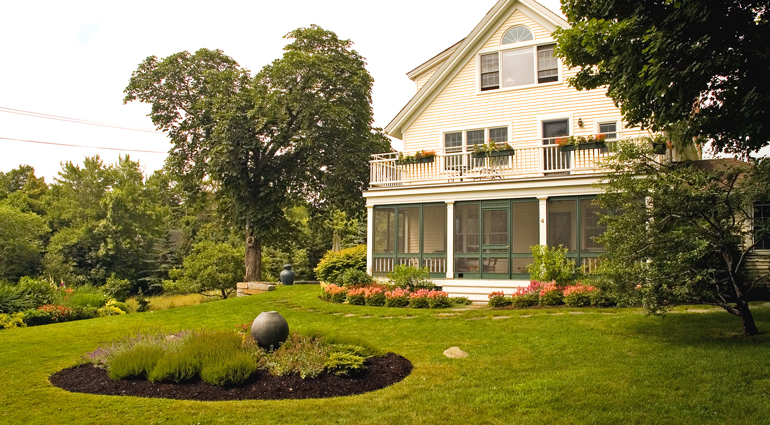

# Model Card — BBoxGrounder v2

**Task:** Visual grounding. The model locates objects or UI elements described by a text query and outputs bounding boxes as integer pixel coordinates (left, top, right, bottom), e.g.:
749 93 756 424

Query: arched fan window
502 26 534 44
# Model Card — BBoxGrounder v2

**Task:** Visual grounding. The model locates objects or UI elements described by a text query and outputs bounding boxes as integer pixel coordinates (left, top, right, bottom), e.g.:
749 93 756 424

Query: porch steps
434 279 529 303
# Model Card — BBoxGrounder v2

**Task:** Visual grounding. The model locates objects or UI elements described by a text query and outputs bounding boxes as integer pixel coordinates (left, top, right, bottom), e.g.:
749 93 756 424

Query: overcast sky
0 0 589 182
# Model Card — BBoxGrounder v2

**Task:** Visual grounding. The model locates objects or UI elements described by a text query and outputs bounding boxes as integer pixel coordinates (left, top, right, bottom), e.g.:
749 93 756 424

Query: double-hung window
755 202 770 250
479 25 559 91
598 122 618 140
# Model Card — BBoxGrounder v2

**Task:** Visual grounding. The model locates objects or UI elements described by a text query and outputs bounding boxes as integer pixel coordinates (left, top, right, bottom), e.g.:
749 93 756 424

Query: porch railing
370 131 649 187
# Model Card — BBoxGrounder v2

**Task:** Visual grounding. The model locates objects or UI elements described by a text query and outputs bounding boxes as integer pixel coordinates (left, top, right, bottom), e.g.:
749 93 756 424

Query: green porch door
481 206 510 278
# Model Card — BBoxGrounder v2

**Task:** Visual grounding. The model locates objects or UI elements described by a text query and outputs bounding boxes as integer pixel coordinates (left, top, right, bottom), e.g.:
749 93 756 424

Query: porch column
538 196 548 246
366 205 374 275
445 201 455 279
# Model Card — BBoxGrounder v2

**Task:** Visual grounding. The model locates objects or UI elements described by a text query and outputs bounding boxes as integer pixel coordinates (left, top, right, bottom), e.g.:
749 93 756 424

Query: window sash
537 44 558 83
598 122 617 140
480 54 499 90
481 44 559 91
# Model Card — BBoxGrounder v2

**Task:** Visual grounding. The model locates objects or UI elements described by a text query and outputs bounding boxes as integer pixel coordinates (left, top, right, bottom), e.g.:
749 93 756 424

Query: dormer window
502 26 534 44
479 25 558 91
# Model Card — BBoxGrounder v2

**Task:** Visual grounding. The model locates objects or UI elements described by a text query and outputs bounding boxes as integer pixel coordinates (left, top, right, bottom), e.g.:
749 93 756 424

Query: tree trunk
722 248 760 336
737 298 759 336
245 233 261 282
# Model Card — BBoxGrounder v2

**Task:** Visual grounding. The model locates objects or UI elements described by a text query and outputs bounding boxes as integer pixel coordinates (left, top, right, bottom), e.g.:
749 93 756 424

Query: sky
0 0 636 183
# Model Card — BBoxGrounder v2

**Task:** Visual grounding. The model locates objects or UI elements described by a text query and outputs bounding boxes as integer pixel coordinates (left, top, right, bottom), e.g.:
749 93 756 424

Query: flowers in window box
555 137 571 146
473 139 515 157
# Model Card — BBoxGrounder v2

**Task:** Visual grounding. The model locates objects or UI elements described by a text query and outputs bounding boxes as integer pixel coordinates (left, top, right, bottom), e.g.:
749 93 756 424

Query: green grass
2 285 770 424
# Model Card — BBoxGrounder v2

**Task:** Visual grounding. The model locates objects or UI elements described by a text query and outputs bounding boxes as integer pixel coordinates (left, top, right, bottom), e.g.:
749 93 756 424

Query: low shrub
427 290 452 309
450 296 472 306
109 301 132 313
314 245 367 284
511 281 541 308
109 344 166 380
148 350 201 383
134 288 151 312
408 289 430 308
0 312 25 329
488 291 512 308
384 288 410 308
527 245 580 286
322 284 347 303
21 308 53 326
539 281 564 306
17 277 57 307
388 265 435 291
265 333 330 379
563 284 596 307
363 286 386 306
324 352 366 377
590 290 617 308
103 275 133 302
36 304 76 321
73 306 98 320
339 269 373 287
346 287 366 305
96 305 126 317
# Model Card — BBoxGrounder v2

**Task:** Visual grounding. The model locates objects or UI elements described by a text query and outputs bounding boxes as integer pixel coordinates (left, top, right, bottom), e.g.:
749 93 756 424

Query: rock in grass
443 347 468 358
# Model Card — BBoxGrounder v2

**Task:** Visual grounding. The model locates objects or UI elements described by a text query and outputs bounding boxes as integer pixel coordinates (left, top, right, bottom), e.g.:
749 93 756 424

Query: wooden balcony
370 132 649 188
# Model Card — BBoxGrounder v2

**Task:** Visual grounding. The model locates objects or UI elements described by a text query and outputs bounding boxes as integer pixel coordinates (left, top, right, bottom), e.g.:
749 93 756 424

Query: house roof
385 0 570 140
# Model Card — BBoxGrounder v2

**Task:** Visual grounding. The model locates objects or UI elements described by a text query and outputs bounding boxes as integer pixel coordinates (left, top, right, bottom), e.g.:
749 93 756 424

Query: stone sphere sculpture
250 311 289 350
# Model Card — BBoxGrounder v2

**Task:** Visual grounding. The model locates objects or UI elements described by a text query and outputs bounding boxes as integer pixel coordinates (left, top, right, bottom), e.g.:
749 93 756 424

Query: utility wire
0 106 162 134
0 136 167 154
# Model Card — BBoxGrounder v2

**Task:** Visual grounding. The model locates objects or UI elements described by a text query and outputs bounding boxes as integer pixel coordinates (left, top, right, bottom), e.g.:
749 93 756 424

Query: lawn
1 284 770 425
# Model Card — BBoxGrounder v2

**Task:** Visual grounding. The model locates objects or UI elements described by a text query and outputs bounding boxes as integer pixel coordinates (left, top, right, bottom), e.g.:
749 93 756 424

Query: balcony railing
370 131 649 187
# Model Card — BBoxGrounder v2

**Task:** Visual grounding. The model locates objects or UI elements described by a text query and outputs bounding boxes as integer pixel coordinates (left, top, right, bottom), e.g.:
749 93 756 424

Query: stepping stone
443 347 469 358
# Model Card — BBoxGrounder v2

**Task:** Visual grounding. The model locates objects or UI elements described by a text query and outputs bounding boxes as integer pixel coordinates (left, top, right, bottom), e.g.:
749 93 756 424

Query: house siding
401 9 623 153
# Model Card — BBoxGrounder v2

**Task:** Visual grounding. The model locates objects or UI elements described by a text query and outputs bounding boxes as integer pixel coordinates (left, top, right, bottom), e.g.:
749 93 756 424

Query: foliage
0 283 34 313
387 265 435 291
488 291 512 308
103 275 132 302
96 305 126 317
0 204 49 282
345 287 366 306
0 312 25 329
339 268 373 287
165 241 244 299
321 284 348 303
324 352 366 377
363 286 386 307
133 288 151 312
124 26 391 281
554 0 770 155
427 290 451 309
314 245 367 284
563 284 596 308
527 245 579 286
450 296 472 306
264 332 330 379
384 288 411 308
538 282 564 306
61 285 108 308
16 277 56 307
596 142 770 334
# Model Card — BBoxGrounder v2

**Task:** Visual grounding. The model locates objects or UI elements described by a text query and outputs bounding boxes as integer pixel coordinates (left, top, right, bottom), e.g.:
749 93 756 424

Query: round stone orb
250 311 289 350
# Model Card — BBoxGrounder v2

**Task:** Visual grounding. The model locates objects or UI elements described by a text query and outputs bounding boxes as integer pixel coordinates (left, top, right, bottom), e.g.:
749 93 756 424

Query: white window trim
476 41 562 94
594 117 622 140
753 202 770 252
439 123 513 153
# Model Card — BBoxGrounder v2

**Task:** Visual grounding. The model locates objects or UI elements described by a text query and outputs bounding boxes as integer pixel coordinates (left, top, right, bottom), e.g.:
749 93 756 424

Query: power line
0 136 167 154
0 106 162 134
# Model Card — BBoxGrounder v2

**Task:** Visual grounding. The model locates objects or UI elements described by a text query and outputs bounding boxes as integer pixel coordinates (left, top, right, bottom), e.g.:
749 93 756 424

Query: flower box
559 144 577 152
417 156 435 163
577 141 606 150
472 152 488 159
489 149 515 157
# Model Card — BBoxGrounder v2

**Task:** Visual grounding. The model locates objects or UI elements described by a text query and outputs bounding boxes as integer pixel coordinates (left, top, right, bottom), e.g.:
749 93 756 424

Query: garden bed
50 353 412 401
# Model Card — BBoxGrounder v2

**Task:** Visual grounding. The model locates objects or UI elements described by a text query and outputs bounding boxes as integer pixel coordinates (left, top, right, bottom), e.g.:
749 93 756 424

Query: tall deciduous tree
595 142 770 335
554 0 770 155
124 26 390 281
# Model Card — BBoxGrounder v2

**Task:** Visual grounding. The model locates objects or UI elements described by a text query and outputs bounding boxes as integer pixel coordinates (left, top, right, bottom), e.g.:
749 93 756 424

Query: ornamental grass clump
539 281 564 306
563 284 596 307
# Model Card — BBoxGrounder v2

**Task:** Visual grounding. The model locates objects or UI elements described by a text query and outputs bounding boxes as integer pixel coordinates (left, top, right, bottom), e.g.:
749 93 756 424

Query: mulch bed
50 353 412 401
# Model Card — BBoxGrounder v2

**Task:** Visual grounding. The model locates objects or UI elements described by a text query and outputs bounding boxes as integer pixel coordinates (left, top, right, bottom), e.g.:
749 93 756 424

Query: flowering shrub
488 291 512 308
363 286 386 307
322 284 348 303
0 312 25 329
346 287 366 305
408 289 431 308
538 281 564 306
563 284 596 307
427 290 451 309
511 281 541 308
37 304 76 322
384 288 410 308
